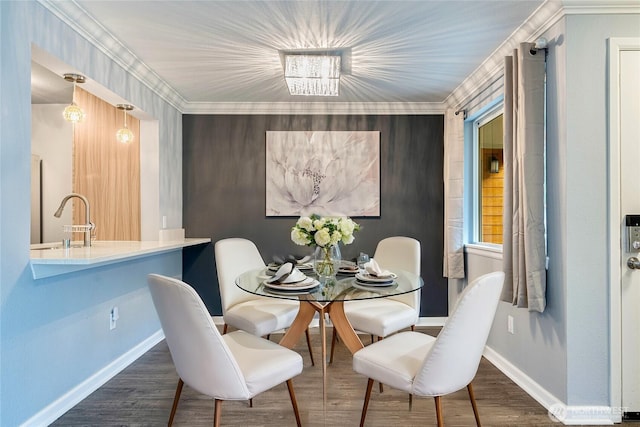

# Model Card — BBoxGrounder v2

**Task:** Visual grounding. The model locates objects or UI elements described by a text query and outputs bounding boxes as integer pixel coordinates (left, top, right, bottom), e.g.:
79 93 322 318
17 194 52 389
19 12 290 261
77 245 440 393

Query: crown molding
37 0 444 115
38 0 637 116
562 0 640 15
37 0 187 112
445 0 640 111
182 101 446 115
445 0 563 110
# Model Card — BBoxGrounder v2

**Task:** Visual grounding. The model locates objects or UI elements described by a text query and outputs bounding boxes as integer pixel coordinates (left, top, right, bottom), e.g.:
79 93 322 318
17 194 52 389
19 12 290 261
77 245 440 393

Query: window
473 107 504 245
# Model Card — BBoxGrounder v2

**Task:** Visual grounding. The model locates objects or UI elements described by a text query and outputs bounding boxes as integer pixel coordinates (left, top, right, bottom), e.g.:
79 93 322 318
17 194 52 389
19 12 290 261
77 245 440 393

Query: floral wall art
266 131 380 217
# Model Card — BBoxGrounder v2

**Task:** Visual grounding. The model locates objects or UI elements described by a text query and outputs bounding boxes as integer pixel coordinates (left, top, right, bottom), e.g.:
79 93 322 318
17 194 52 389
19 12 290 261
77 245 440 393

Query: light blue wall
563 13 639 406
479 13 640 406
0 2 183 425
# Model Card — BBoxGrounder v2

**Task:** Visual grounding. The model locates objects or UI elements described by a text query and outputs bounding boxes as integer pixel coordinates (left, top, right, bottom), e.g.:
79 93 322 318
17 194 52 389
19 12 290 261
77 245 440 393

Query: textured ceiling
34 0 544 108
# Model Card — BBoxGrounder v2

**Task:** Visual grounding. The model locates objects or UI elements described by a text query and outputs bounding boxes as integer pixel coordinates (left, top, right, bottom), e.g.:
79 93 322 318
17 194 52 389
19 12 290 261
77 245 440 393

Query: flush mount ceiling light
62 73 86 123
116 104 134 144
283 53 341 96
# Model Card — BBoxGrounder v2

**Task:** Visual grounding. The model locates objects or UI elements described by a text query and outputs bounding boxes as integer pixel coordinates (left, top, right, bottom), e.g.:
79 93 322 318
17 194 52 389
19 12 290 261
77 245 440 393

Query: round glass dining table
236 268 423 400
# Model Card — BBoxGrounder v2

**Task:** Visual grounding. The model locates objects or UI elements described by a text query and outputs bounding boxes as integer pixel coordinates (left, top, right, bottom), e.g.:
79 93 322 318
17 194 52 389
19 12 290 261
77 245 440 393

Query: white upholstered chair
147 274 303 427
352 271 505 427
330 236 421 363
215 238 314 365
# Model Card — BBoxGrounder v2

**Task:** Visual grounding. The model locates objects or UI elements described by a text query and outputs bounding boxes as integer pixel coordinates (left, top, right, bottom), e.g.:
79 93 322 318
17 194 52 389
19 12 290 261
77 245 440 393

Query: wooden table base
279 298 365 401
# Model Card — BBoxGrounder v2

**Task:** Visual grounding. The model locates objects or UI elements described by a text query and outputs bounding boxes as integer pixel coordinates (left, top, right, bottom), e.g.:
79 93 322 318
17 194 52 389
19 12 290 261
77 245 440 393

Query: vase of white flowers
313 245 341 281
291 214 360 281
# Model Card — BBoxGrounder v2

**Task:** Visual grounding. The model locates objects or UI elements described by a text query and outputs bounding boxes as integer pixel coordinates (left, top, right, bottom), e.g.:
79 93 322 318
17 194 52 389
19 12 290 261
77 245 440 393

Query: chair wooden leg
222 323 228 334
305 327 315 366
266 334 271 341
167 378 184 427
213 399 222 427
467 383 482 427
434 396 444 427
329 327 337 364
409 394 413 411
411 324 415 331
286 379 302 427
360 378 375 427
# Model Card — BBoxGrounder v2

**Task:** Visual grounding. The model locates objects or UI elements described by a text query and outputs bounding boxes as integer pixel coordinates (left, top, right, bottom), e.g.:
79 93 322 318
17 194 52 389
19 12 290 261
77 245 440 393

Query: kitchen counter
29 238 211 279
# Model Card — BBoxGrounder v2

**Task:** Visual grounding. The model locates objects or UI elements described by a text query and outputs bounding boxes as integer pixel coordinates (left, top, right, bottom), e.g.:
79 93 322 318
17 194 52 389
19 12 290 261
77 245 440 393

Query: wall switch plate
507 315 514 334
110 306 119 330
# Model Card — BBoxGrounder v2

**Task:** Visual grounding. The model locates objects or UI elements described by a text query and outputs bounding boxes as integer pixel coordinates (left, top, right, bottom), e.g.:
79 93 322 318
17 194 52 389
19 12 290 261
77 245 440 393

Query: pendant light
116 104 134 144
62 73 86 123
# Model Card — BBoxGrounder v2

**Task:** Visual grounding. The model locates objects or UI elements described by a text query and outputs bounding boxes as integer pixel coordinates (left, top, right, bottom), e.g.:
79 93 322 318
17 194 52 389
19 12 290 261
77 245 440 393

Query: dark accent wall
182 114 447 317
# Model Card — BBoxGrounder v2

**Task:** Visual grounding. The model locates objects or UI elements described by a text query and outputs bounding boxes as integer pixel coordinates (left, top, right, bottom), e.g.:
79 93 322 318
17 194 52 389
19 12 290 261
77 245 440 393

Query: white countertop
30 238 211 279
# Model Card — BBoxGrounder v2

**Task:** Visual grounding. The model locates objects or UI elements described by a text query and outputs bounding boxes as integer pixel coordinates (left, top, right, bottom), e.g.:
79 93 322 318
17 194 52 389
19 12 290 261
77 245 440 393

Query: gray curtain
502 42 547 312
443 108 465 279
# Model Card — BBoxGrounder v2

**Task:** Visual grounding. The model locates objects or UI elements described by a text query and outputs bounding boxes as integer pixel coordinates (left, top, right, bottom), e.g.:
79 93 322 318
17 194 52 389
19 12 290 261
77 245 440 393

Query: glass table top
235 267 423 303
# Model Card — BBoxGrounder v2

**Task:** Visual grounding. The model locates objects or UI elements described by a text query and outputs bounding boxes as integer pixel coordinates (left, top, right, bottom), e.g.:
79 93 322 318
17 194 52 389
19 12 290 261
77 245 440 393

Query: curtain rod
454 74 503 120
454 38 548 120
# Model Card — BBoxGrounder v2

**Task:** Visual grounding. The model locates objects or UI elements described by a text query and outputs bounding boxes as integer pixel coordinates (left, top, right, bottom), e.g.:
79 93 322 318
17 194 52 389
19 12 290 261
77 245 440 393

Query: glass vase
313 244 341 282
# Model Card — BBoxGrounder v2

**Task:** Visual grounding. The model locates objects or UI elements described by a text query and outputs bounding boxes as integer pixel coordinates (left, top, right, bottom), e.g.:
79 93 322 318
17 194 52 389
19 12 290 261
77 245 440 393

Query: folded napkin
339 260 359 272
267 262 307 284
364 259 394 278
296 255 312 264
273 254 312 265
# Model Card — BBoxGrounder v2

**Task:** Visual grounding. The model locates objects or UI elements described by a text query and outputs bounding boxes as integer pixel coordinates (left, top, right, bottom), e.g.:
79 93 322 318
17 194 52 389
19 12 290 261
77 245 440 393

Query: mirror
31 47 144 245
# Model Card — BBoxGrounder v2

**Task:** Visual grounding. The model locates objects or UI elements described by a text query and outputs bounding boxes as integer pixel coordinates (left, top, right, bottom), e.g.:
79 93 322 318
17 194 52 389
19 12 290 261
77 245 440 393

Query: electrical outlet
110 306 119 330
507 315 514 334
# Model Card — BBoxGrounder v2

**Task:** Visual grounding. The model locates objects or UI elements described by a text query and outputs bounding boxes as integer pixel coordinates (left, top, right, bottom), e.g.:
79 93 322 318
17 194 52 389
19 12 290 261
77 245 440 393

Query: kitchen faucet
54 193 93 247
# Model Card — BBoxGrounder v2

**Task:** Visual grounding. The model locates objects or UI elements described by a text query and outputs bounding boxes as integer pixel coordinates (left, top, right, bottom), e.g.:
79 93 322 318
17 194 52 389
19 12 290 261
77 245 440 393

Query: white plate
263 278 319 291
353 282 398 292
257 272 271 280
355 278 396 287
355 272 397 283
338 267 359 275
265 286 319 296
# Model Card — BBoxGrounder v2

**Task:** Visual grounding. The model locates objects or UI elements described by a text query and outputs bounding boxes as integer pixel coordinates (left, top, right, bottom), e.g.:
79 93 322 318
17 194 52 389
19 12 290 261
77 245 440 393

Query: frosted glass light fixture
284 54 341 96
116 104 134 144
490 156 500 174
62 73 86 123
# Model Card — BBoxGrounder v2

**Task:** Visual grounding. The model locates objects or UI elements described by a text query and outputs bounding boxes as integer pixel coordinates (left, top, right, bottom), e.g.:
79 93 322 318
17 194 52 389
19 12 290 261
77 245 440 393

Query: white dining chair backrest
215 238 266 314
412 271 505 396
373 236 421 309
147 274 249 399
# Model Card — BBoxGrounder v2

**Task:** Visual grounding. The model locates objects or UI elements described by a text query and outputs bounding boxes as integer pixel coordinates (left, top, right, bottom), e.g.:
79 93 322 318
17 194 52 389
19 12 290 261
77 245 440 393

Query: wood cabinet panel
72 87 140 241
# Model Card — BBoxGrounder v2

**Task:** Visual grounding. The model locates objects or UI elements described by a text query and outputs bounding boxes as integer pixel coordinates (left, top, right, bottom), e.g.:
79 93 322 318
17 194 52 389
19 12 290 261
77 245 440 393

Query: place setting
352 259 398 291
262 261 320 295
337 260 359 276
266 254 314 275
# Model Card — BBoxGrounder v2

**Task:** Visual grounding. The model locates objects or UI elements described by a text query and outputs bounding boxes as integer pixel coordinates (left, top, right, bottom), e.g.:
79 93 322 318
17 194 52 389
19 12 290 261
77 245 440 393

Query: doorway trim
608 37 640 422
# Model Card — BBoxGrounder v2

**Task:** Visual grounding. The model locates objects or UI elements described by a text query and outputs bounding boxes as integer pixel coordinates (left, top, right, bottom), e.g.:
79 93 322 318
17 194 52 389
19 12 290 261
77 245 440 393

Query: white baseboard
21 330 165 427
483 346 615 425
19 320 617 427
416 316 447 327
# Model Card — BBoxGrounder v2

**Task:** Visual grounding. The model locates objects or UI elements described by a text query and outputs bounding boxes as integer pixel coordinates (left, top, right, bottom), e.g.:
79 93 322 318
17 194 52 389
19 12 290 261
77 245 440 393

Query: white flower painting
266 131 380 217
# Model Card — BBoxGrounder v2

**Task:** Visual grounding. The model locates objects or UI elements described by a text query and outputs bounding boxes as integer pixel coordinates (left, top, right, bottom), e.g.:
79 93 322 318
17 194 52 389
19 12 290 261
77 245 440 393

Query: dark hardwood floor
52 327 637 426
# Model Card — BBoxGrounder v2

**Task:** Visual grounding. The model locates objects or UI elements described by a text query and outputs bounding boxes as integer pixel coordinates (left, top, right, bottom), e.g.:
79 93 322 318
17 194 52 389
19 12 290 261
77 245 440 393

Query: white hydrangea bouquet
291 214 360 280
291 214 360 248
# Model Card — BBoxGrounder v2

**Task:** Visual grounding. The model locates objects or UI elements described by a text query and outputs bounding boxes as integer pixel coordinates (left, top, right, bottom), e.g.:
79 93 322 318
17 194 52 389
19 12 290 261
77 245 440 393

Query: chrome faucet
54 193 93 247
